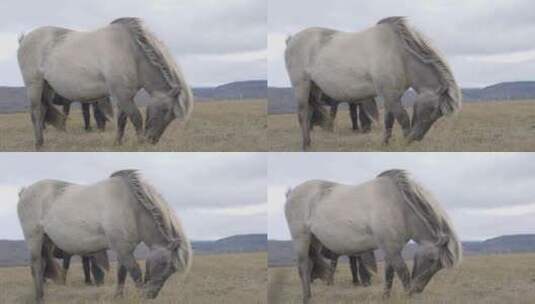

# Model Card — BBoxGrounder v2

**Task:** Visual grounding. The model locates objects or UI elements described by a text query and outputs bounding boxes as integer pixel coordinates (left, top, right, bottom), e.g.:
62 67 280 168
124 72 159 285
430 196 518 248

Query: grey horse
285 17 461 150
18 170 191 303
18 17 193 149
285 169 462 303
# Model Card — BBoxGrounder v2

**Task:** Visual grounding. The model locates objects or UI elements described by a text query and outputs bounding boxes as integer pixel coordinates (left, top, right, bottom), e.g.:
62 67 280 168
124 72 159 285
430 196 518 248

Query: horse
18 17 193 149
320 247 377 286
50 93 113 132
310 95 379 133
17 169 192 303
285 169 462 303
285 17 461 150
47 248 109 286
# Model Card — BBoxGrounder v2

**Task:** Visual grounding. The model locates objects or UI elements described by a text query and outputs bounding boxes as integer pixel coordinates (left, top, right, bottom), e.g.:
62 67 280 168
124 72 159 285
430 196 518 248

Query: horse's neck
405 52 443 94
407 210 438 244
137 57 170 95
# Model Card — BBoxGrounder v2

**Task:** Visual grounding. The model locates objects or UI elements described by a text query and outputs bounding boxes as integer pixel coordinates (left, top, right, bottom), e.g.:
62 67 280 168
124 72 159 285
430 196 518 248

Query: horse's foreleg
357 256 371 287
82 103 92 131
349 256 360 285
359 103 372 133
386 253 410 293
82 256 92 285
114 90 143 144
383 262 395 298
383 111 395 145
114 111 128 145
349 103 359 131
114 265 127 297
119 254 143 288
28 84 46 149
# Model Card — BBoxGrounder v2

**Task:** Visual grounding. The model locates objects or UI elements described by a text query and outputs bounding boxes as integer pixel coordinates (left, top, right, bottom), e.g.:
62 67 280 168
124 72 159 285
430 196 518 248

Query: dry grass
268 100 535 151
0 99 267 151
0 252 267 304
268 254 535 304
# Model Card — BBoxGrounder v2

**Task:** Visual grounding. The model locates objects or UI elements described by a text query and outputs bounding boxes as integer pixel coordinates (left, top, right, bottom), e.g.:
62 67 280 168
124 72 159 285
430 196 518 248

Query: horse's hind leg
27 234 45 303
295 80 312 151
27 83 46 149
294 236 312 304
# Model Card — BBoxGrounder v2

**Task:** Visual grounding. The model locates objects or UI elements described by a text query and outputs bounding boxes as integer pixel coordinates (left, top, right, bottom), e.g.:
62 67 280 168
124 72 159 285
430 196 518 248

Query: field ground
268 254 535 304
0 99 266 151
268 100 535 151
0 252 266 304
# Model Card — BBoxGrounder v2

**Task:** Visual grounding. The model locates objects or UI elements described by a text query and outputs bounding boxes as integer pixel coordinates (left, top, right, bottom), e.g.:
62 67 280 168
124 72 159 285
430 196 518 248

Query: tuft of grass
268 254 535 304
268 100 535 151
0 99 267 152
0 252 267 304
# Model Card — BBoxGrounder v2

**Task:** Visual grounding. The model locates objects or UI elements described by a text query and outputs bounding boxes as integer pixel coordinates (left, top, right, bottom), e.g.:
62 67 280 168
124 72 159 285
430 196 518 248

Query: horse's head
410 241 445 293
144 87 185 144
408 90 443 142
143 243 181 298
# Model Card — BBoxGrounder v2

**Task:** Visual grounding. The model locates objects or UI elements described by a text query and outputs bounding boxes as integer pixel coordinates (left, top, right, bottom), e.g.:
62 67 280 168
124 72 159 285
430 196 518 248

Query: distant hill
268 81 535 114
0 234 267 267
268 234 535 267
0 80 267 114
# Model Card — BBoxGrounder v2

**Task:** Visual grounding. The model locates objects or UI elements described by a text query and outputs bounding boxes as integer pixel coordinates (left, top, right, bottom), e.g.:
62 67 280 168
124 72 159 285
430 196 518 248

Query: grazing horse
18 17 193 149
285 17 461 150
18 170 192 303
320 247 377 286
285 169 462 303
48 248 109 286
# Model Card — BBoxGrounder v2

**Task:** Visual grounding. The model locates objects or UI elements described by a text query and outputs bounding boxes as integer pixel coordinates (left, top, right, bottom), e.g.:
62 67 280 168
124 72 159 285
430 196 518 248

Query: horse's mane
110 169 180 244
111 17 193 121
377 169 462 267
378 17 461 115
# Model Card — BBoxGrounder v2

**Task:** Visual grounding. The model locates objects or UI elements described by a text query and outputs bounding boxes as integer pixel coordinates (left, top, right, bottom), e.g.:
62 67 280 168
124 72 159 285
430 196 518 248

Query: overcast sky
0 153 266 241
0 0 266 87
268 153 535 241
268 0 535 88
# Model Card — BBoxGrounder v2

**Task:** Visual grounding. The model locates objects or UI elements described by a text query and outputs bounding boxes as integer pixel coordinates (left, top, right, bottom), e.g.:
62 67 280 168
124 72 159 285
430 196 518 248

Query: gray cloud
0 152 266 240
0 0 266 86
268 0 535 87
268 153 535 240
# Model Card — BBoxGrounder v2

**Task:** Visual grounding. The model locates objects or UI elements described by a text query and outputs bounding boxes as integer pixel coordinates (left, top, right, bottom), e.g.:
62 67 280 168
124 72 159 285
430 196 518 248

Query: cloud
0 0 266 86
268 0 535 87
0 152 267 240
267 153 535 241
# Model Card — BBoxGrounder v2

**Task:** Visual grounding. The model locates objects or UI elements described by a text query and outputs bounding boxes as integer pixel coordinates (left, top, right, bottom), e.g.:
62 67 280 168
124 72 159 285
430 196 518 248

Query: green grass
268 100 535 151
268 254 535 304
0 99 267 151
0 252 267 304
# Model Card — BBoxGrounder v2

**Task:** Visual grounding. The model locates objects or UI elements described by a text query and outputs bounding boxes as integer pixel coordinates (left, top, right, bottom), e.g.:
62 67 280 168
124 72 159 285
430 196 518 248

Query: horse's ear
167 86 181 98
168 238 181 251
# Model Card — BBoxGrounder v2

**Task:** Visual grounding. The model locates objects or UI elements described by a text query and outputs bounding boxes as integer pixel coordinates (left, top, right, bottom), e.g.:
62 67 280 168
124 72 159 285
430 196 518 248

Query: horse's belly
310 211 376 255
42 199 108 254
309 64 376 101
44 67 109 101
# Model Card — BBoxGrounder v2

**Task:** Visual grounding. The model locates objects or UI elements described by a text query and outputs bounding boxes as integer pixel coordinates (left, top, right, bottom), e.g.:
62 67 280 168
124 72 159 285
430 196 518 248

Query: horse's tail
42 235 66 285
18 32 25 45
377 169 462 268
285 35 292 45
41 82 66 130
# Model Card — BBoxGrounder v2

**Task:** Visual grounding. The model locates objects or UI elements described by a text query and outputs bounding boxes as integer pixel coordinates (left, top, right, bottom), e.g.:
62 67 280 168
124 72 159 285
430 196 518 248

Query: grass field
0 99 267 151
0 252 266 304
268 254 535 304
268 100 535 151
